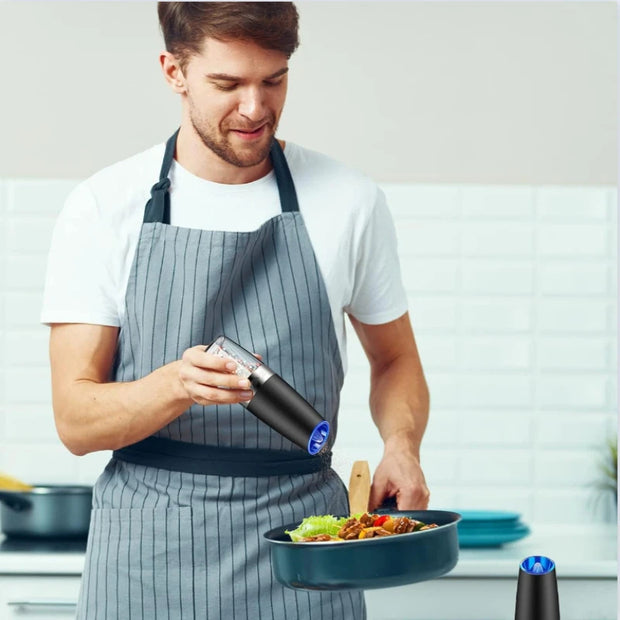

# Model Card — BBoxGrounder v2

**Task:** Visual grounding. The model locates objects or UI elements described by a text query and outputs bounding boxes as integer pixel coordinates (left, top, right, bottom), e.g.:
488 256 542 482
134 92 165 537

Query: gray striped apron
76 131 366 619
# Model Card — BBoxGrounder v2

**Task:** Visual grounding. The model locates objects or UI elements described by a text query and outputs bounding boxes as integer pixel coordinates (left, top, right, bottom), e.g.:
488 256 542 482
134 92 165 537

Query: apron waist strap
113 436 331 477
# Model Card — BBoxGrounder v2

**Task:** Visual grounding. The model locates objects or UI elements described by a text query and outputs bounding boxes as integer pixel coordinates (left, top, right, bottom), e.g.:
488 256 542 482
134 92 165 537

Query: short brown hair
157 2 299 69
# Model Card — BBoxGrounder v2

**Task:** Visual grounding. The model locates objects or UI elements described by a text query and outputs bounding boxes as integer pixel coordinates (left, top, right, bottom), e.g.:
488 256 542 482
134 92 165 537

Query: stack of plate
455 510 531 548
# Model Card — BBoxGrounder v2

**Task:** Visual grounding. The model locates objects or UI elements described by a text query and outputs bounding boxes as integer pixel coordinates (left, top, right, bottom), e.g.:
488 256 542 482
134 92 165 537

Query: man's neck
174 123 273 185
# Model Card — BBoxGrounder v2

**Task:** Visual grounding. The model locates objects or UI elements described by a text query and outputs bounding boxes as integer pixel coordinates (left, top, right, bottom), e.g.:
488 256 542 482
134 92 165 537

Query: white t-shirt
41 140 408 370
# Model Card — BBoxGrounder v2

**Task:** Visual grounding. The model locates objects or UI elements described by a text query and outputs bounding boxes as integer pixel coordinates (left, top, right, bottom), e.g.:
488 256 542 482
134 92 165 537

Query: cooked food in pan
286 512 438 542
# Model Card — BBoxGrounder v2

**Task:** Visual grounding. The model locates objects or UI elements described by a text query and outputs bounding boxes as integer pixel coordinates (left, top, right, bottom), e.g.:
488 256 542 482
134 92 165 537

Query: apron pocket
80 507 194 620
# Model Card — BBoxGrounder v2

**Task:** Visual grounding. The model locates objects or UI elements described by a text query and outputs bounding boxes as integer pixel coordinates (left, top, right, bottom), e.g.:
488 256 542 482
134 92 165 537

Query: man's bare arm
49 323 254 455
349 312 430 510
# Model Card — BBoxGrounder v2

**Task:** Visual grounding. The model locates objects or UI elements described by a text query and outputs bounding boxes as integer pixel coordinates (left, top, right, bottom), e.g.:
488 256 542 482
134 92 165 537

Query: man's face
181 38 289 168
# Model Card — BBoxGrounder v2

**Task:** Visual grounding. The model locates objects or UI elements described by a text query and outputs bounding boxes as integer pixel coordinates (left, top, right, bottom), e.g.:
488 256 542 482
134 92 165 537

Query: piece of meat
300 534 338 542
359 513 377 527
338 518 364 540
393 517 418 534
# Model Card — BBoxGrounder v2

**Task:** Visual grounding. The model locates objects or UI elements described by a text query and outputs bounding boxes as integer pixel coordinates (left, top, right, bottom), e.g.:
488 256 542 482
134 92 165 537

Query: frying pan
263 461 461 591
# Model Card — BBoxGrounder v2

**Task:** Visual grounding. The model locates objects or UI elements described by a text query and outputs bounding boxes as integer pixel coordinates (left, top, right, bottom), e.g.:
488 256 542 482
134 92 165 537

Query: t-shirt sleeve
40 181 120 326
344 186 409 324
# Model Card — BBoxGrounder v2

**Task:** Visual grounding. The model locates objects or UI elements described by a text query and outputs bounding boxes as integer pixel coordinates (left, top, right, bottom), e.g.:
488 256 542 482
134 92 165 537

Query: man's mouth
230 124 268 141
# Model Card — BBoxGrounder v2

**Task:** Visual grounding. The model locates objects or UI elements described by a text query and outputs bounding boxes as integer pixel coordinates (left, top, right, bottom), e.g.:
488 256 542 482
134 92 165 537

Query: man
41 3 429 618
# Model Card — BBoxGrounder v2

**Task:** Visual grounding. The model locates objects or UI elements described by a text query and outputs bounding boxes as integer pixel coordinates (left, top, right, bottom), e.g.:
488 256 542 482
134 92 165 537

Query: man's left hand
368 448 430 512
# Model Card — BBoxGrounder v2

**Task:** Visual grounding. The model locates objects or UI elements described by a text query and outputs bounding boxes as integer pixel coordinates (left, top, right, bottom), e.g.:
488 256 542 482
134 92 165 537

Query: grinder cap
308 421 330 455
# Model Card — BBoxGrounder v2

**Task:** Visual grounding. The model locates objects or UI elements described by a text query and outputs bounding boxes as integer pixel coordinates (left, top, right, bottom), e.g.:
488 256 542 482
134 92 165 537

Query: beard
189 105 278 169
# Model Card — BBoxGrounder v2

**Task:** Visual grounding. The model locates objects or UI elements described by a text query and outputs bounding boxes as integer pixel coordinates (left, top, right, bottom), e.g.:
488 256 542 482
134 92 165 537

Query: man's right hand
178 345 255 406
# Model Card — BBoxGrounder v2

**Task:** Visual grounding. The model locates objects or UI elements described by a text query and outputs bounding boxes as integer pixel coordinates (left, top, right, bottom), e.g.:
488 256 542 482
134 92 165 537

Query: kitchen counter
0 523 615 577
0 537 86 575
0 524 616 619
366 524 617 620
448 523 617 578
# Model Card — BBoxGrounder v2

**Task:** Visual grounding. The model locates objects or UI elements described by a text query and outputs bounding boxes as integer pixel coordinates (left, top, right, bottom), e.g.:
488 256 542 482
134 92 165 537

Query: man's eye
264 80 283 87
214 83 237 91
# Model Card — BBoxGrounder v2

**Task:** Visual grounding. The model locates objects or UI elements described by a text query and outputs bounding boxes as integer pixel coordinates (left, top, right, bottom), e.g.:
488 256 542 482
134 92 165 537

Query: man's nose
238 87 266 121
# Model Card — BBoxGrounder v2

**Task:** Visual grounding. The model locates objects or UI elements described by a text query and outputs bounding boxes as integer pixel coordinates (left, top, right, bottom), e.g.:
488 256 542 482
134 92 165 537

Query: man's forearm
368 352 430 459
54 361 193 456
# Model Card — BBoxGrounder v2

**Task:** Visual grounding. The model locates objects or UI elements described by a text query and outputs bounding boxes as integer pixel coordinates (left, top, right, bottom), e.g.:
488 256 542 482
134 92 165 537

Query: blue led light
307 421 330 455
520 555 555 575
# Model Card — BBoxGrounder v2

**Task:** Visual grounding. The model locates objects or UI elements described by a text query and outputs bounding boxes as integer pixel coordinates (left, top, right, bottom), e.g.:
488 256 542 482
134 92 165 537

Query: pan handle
376 495 398 513
0 491 32 511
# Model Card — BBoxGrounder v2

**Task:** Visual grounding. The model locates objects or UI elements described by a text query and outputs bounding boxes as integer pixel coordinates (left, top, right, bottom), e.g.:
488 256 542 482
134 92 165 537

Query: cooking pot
0 485 92 539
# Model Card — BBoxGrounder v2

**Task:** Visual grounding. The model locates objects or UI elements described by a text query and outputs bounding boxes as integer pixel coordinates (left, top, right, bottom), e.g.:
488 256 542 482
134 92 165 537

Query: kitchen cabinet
0 574 614 620
0 576 81 619
0 538 83 620
365 576 616 620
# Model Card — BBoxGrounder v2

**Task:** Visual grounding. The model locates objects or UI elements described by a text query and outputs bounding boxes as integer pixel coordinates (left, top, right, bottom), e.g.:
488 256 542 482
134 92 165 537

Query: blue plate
458 521 525 532
458 523 531 548
458 522 527 534
456 510 521 523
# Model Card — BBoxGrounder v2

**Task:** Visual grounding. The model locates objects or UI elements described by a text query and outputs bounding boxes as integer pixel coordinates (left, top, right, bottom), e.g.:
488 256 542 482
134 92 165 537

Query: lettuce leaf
285 515 348 541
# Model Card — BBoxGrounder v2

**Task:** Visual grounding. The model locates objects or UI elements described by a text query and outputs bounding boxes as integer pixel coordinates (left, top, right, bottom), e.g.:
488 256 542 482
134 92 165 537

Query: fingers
179 345 255 406
368 474 431 512
184 345 236 371
368 483 388 512
189 383 254 407
181 362 249 390
395 485 430 511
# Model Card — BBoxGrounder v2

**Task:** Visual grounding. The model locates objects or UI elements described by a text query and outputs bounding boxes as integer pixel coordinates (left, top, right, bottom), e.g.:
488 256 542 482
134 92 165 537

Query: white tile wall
0 180 616 526
336 183 618 525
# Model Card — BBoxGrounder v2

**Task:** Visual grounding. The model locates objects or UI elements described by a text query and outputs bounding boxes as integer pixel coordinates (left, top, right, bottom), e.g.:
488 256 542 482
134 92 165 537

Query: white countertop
447 524 617 579
0 524 616 579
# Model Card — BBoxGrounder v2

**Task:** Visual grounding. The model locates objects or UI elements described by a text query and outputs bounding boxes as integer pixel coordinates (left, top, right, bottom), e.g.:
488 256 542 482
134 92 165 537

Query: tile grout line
453 185 464 505
530 186 541 522
0 180 10 457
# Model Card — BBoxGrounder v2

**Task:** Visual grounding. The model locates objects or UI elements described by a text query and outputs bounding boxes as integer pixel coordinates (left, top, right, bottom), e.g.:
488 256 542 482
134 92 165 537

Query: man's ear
159 51 186 94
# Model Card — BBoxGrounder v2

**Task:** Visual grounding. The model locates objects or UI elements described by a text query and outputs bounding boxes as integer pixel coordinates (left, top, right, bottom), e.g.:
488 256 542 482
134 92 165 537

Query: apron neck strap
269 139 299 213
143 129 299 224
143 128 178 225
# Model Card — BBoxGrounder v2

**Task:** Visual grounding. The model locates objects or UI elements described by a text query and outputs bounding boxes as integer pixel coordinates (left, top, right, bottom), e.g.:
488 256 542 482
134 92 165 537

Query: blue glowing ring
307 421 330 455
520 555 555 575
